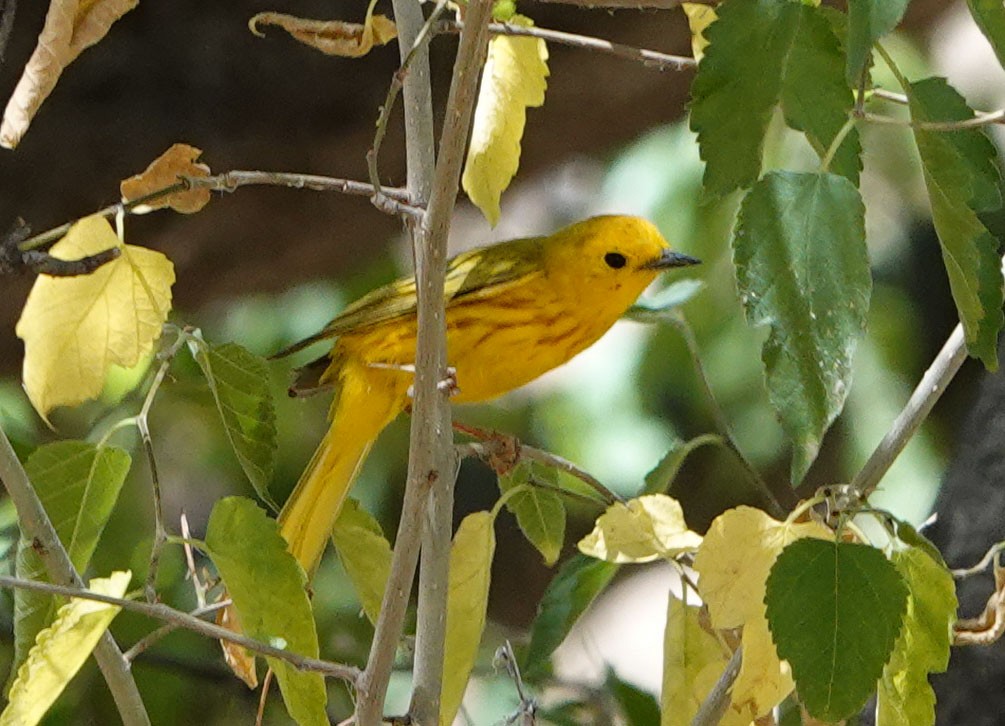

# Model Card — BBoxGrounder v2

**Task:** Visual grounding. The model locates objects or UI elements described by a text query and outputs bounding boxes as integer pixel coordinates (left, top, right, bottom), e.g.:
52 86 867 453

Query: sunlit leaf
1 571 130 726
578 494 701 563
681 4 717 62
733 171 869 482
331 498 392 625
440 511 496 726
16 215 175 419
462 14 549 226
765 538 908 722
661 588 728 725
205 497 326 726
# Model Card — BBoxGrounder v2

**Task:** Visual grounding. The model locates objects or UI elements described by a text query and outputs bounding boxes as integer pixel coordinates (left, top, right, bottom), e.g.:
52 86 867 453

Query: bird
274 214 700 574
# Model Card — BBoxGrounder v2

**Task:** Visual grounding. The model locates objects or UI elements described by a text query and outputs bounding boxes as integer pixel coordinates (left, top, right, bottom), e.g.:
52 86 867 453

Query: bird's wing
271 236 543 359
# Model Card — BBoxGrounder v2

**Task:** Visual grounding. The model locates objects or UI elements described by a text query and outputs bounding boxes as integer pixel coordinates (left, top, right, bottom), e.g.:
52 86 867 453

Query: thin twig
534 0 711 8
871 88 909 105
0 426 151 726
123 600 230 663
670 315 787 517
0 575 361 682
691 646 742 726
368 0 448 212
179 512 208 609
848 322 968 500
137 331 188 602
439 20 696 72
861 109 1005 130
16 172 417 253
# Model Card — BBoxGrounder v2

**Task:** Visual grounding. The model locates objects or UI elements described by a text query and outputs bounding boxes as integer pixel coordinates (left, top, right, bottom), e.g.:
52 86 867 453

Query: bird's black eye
604 252 627 269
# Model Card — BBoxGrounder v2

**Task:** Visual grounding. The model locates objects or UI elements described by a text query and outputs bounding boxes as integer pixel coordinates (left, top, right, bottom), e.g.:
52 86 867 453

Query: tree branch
847 322 968 500
691 646 742 726
533 0 712 9
355 0 443 720
0 425 151 726
440 20 696 72
0 575 360 682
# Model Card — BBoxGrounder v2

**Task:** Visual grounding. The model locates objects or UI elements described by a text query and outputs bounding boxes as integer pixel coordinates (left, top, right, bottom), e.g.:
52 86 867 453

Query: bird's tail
278 366 404 574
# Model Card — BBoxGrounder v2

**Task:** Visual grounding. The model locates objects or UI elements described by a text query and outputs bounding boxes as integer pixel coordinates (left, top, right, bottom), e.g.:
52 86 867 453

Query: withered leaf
248 4 396 59
120 143 212 214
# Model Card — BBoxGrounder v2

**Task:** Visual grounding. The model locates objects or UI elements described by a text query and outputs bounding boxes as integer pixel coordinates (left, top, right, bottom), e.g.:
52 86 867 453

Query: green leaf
578 495 702 563
331 498 392 625
522 554 618 679
734 171 869 482
9 442 130 693
498 461 566 566
909 77 1004 369
877 547 957 726
1 571 130 726
895 521 946 567
968 0 1005 70
765 538 908 721
642 434 722 495
193 341 278 508
846 0 909 84
606 669 661 726
440 511 496 726
689 0 860 195
205 497 326 726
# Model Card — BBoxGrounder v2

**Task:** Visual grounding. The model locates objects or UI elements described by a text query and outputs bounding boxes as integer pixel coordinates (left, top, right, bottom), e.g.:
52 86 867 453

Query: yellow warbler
277 215 699 572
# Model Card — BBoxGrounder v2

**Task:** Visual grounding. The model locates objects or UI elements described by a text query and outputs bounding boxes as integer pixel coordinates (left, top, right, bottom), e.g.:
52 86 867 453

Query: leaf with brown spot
1 0 138 149
120 143 212 214
248 0 396 59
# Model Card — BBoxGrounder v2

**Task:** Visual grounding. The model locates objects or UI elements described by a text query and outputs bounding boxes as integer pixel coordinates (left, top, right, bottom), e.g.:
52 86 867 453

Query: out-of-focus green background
0 1 1001 723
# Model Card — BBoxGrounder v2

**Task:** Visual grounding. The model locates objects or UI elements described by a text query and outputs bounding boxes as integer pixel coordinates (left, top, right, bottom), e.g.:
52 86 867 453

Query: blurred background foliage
1 0 1003 723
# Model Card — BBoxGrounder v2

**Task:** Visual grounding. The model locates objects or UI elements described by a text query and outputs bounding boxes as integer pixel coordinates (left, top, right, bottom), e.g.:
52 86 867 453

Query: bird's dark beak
642 249 701 270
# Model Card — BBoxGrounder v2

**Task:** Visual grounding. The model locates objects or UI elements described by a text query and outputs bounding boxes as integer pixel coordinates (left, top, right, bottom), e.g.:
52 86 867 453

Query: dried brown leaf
1 0 138 149
954 555 1005 646
120 143 212 214
216 600 258 689
248 2 396 59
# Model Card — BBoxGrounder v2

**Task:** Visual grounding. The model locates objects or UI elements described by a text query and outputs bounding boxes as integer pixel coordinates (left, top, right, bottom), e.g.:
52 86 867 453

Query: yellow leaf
120 143 212 214
1 0 138 148
462 15 549 226
661 588 729 725
728 605 793 723
16 216 175 419
248 0 396 59
1 571 131 726
440 511 496 726
693 505 832 629
681 3 717 62
578 494 702 563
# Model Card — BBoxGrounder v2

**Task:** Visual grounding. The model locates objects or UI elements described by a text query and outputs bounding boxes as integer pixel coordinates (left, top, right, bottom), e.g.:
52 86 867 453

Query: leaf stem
440 20 696 72
0 425 151 726
690 645 742 726
874 42 910 94
819 116 857 174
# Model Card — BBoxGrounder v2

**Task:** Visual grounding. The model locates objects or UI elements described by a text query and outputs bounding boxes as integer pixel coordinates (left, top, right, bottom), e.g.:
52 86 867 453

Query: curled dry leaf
120 143 212 214
249 0 396 59
954 555 1005 646
1 0 138 149
215 601 258 689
